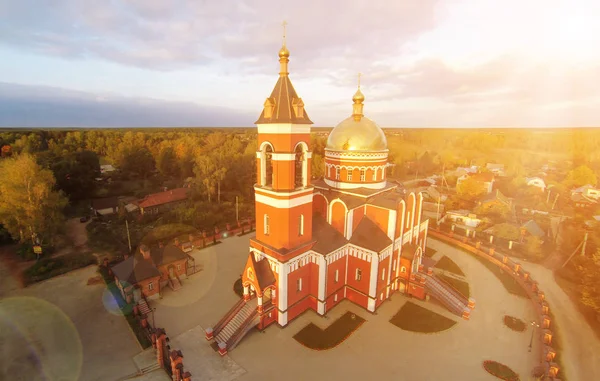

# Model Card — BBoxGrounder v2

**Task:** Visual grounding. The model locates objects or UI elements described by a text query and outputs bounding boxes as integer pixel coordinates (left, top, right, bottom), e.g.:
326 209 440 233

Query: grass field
389 302 456 333
294 312 365 350
434 256 465 276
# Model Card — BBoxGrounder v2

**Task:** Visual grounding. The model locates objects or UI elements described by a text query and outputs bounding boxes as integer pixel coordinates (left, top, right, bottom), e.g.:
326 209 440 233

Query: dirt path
519 262 600 380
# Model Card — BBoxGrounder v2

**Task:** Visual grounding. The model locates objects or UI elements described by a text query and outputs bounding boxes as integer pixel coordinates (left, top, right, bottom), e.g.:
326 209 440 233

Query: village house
444 210 482 228
457 172 495 194
486 163 505 176
525 177 546 191
91 197 119 216
454 165 479 178
571 184 600 200
136 188 190 215
111 243 190 302
520 220 545 241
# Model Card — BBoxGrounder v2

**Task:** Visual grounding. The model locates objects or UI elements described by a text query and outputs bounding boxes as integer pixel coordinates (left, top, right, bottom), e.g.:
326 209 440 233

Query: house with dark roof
91 197 120 216
111 242 190 301
136 188 190 215
521 220 545 239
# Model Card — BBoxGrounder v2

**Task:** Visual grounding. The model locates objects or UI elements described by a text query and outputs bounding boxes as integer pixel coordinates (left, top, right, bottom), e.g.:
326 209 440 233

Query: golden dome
326 115 387 151
279 45 290 58
352 88 365 102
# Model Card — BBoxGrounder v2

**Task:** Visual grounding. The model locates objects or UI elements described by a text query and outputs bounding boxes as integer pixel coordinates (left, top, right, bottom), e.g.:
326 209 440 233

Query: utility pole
236 196 239 222
546 190 551 204
125 219 132 253
551 194 559 210
581 231 588 256
436 195 441 225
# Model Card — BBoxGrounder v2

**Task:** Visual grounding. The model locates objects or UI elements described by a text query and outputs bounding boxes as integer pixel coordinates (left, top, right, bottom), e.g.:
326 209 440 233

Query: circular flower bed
483 360 520 381
503 315 526 332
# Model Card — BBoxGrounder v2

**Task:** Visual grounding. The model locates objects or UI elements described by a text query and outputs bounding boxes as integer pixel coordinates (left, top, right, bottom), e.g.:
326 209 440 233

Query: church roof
368 191 401 210
111 255 161 285
349 217 392 253
312 216 348 254
251 255 276 292
401 243 419 259
254 73 313 124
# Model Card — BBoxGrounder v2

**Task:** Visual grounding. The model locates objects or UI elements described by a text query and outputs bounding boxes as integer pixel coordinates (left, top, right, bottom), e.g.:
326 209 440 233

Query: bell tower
253 22 314 255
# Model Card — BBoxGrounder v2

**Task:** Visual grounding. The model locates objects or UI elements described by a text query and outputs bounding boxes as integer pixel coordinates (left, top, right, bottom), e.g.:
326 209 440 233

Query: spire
278 21 290 75
352 72 365 121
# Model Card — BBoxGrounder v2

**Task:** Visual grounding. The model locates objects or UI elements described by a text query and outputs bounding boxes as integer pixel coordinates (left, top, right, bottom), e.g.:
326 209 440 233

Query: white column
346 209 354 240
386 248 393 298
317 256 327 314
368 251 379 312
387 210 397 241
278 262 288 326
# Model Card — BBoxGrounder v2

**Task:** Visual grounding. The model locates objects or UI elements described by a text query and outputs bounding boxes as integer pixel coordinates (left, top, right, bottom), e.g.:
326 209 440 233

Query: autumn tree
156 146 180 178
578 249 600 314
0 154 68 246
524 236 544 260
51 150 100 200
492 223 521 241
564 165 597 188
457 177 487 200
119 146 156 178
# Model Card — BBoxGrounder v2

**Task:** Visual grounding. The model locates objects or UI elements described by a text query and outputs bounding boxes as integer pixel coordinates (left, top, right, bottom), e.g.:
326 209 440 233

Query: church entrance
263 287 272 306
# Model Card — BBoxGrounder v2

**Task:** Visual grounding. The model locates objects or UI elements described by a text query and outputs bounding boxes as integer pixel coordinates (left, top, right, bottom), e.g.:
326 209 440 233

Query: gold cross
358 72 362 88
282 21 288 45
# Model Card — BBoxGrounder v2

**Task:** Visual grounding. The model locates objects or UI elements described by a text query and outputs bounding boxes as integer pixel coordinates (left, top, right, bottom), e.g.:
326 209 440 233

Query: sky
1 0 599 128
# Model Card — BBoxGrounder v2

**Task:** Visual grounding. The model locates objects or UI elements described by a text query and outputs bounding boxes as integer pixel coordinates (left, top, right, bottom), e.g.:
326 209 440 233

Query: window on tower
264 214 270 235
355 268 362 281
335 269 339 283
264 145 274 187
360 168 366 181
298 214 304 236
335 167 341 180
347 170 352 181
382 268 386 281
297 278 303 292
294 145 304 188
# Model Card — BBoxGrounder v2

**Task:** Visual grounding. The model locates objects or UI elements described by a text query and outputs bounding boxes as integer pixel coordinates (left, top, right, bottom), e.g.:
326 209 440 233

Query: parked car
79 216 90 223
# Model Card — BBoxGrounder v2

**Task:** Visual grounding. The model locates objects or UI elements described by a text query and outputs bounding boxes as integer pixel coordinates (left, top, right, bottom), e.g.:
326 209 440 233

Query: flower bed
503 315 526 332
294 312 365 350
390 302 456 333
483 360 520 381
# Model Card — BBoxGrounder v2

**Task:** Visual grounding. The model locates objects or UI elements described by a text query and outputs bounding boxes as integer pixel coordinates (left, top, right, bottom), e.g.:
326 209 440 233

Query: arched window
400 266 406 273
360 168 366 182
335 167 341 180
294 145 304 188
347 168 353 181
264 214 270 235
373 168 378 181
298 214 304 236
264 145 273 187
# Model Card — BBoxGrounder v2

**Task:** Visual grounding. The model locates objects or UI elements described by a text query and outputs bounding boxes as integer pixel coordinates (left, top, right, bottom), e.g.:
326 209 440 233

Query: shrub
23 252 97 285
503 316 526 332
482 360 520 381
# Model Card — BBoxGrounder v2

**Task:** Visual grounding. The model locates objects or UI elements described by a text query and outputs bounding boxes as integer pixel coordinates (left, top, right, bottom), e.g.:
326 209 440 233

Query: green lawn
390 302 456 333
434 256 465 276
438 274 470 299
294 312 365 350
23 252 97 285
483 360 520 381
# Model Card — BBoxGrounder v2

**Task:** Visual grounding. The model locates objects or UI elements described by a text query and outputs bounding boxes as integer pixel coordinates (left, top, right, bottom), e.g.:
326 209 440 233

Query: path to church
150 235 541 381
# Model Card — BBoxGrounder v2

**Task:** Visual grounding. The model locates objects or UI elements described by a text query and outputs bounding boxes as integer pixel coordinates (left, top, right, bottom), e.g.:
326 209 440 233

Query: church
206 32 470 356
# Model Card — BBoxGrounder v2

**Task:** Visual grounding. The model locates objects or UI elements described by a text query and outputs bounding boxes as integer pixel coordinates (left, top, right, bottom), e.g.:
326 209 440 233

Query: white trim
368 251 379 298
256 123 312 134
255 152 261 158
367 298 376 312
271 153 297 160
317 256 326 312
255 193 313 209
387 211 396 240
346 208 354 240
313 183 396 200
325 149 389 160
323 178 387 190
254 186 312 198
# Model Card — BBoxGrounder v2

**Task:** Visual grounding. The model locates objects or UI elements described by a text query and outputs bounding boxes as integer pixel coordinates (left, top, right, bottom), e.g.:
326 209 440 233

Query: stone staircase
215 298 258 344
168 276 182 291
424 273 473 319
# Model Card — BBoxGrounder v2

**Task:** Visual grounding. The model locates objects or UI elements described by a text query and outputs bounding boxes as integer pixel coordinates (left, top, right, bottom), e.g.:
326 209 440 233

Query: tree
524 236 544 260
311 153 325 179
578 249 600 314
493 223 520 241
51 150 100 200
564 165 597 188
156 146 180 178
0 154 68 245
475 201 510 222
119 146 156 178
457 177 487 200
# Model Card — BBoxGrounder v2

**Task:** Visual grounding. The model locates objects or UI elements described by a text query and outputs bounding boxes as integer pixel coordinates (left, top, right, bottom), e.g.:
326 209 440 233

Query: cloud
0 82 253 127
0 0 442 71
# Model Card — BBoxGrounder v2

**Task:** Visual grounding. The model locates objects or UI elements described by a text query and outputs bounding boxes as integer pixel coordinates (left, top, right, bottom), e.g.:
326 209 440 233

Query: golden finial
353 72 365 103
279 21 290 59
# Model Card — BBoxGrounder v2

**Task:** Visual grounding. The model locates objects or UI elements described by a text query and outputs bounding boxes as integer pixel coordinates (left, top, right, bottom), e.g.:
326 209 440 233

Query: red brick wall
313 193 328 219
287 296 317 322
157 258 188 281
352 206 365 233
326 256 346 297
408 283 426 299
258 134 310 153
395 201 405 237
346 287 368 309
405 193 416 232
365 205 389 236
255 201 313 250
346 255 370 296
287 263 314 308
137 276 161 298
330 201 347 236
325 288 344 311
376 256 390 296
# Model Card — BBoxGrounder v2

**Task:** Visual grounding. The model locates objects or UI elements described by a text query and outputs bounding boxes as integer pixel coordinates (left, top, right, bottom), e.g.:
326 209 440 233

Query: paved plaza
151 235 539 381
